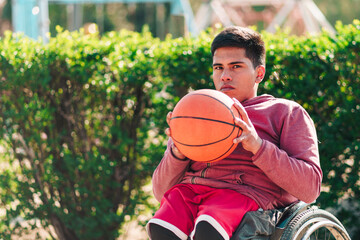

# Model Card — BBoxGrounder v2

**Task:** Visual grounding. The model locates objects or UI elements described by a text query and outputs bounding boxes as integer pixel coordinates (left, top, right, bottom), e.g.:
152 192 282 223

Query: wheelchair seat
231 201 351 240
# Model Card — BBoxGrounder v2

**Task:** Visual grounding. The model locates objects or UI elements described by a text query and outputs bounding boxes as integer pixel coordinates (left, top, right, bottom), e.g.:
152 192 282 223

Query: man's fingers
166 112 172 125
233 98 251 124
166 112 173 137
233 135 245 144
165 128 171 137
234 116 248 132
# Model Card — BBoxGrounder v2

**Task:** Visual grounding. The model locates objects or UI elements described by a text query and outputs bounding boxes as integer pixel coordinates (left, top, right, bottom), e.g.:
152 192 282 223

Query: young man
147 27 322 240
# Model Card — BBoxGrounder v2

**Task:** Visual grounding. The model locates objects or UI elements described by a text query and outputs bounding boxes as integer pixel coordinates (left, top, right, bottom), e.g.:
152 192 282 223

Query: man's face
212 47 265 102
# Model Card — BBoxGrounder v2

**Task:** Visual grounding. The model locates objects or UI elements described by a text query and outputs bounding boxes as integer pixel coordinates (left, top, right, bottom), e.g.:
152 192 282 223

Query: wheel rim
292 217 350 240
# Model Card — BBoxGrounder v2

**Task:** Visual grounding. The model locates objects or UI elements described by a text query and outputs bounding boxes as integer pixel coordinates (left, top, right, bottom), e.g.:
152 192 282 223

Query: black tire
280 207 351 240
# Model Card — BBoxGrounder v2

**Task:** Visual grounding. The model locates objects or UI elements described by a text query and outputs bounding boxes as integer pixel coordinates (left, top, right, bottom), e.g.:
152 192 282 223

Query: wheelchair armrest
276 201 309 229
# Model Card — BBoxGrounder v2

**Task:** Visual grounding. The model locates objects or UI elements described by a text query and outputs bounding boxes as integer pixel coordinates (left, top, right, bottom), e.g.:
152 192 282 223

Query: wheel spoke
280 208 351 240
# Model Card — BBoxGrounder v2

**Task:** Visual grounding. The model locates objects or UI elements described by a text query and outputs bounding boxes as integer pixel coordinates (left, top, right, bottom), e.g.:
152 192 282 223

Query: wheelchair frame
231 201 351 240
271 201 351 240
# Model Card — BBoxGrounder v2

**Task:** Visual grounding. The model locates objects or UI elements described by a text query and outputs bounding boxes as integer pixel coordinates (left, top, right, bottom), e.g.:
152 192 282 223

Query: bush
0 21 359 239
0 28 166 239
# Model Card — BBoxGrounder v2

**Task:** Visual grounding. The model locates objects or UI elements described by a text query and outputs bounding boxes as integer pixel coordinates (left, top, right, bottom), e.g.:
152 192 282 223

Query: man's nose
221 69 232 82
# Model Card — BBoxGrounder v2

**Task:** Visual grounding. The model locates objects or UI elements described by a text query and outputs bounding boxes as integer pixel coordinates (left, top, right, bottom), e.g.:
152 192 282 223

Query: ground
12 220 148 240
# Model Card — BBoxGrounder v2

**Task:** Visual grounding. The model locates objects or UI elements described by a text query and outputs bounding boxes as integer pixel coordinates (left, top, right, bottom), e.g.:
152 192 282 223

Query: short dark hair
211 26 266 68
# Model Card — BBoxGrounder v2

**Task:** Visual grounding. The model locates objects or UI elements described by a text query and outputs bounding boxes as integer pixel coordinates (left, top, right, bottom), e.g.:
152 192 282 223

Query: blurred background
1 1 359 239
1 0 360 40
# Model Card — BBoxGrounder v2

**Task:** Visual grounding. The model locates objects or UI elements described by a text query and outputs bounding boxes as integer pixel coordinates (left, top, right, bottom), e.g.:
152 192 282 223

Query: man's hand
165 112 187 160
232 98 263 155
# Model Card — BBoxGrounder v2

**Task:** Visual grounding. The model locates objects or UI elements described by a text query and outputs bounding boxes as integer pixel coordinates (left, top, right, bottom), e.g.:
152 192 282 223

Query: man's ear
255 65 265 83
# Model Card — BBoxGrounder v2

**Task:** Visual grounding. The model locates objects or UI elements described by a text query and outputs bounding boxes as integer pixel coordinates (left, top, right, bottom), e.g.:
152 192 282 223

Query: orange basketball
170 89 242 162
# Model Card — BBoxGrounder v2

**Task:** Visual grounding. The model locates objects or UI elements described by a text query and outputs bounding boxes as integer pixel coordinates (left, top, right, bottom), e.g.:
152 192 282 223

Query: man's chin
221 90 235 99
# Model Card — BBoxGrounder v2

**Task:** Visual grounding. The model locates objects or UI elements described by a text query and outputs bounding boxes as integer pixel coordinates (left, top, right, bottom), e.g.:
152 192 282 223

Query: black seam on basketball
173 141 237 162
171 92 243 161
208 142 237 162
206 113 242 162
194 125 241 162
172 117 242 161
189 92 236 119
171 100 243 147
171 116 237 127
171 114 243 147
172 92 239 126
172 123 241 147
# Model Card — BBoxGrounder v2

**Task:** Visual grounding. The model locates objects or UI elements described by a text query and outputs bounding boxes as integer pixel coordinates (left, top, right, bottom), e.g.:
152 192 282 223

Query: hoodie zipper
192 163 211 184
201 163 211 178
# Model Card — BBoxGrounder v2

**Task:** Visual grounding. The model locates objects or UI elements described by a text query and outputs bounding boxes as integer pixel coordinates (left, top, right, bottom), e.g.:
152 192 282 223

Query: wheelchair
232 201 351 240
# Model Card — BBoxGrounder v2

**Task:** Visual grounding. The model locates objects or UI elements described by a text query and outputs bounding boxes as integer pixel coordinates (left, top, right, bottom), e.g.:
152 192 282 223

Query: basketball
170 89 242 162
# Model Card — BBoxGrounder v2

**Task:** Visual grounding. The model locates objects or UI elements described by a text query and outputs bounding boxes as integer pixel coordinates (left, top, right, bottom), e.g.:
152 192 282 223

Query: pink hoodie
152 94 322 210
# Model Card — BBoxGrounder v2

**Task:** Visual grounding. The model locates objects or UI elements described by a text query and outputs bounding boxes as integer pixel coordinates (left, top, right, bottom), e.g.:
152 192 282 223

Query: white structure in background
11 0 336 43
195 0 336 35
12 0 198 43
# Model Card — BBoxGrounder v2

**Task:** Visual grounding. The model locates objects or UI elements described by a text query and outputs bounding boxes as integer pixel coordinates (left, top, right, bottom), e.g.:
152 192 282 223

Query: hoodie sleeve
252 104 322 203
152 138 191 202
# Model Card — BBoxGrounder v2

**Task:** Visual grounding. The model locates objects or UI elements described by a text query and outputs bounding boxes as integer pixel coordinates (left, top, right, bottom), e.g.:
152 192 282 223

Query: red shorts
147 184 259 240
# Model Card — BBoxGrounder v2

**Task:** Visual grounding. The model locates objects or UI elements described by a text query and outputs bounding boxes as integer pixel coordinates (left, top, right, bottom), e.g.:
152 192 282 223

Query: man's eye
214 66 223 70
233 65 241 69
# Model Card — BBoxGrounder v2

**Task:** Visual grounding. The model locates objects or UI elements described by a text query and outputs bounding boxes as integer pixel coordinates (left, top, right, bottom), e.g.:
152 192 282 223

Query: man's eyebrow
212 61 244 66
229 61 245 65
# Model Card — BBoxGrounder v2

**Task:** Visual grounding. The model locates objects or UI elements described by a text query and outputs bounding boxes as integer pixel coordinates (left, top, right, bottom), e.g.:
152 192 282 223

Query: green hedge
0 21 359 239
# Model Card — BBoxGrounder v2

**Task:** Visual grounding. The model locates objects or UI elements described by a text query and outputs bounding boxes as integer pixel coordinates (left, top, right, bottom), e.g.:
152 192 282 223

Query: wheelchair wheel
280 207 351 240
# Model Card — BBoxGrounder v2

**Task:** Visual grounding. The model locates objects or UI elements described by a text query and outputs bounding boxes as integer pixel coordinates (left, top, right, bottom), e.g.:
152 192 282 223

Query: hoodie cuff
170 144 189 161
252 139 266 163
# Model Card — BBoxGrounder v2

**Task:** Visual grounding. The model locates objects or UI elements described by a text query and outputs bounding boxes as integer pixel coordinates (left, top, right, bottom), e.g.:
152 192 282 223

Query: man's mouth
220 85 234 92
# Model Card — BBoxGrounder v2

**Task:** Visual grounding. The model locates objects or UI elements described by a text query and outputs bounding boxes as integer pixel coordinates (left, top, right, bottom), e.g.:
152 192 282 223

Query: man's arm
152 139 190 202
253 139 322 203
233 100 322 203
